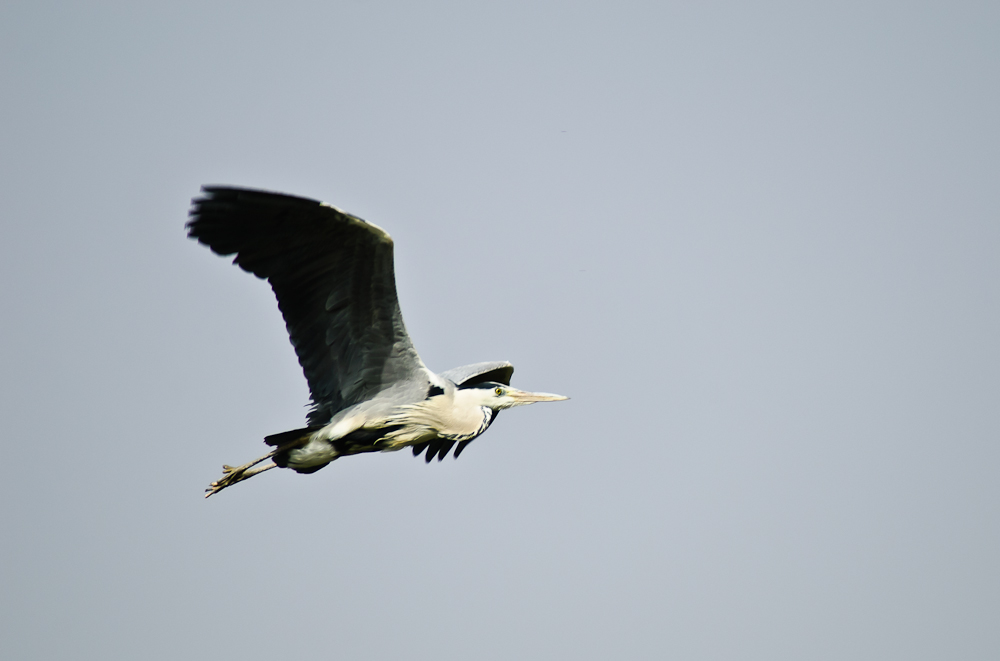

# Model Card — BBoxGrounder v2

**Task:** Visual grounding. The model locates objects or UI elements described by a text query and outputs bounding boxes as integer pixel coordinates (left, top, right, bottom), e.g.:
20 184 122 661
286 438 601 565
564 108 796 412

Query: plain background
2 2 998 659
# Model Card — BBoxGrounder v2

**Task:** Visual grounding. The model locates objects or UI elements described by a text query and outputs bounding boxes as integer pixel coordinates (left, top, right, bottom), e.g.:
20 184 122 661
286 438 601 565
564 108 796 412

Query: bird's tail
264 426 319 448
267 426 327 472
205 427 319 498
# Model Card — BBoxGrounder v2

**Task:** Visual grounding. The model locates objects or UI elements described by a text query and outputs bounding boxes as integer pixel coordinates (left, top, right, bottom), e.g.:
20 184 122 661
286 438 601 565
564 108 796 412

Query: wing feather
187 186 427 426
440 361 514 387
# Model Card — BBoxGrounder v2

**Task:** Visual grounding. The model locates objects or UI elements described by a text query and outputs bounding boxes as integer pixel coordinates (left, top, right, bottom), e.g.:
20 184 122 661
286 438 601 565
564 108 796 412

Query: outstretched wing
440 361 514 387
187 186 428 426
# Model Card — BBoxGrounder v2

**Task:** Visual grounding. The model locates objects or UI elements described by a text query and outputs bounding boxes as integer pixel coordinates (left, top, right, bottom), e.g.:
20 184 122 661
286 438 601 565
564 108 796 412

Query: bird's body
187 186 566 496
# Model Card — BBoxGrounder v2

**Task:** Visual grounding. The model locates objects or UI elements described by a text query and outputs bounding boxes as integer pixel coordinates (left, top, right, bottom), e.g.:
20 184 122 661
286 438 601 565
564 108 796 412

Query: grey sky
2 2 998 659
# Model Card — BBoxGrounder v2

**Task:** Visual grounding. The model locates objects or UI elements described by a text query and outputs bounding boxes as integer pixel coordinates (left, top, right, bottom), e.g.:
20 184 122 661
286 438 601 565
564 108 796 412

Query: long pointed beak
508 388 569 403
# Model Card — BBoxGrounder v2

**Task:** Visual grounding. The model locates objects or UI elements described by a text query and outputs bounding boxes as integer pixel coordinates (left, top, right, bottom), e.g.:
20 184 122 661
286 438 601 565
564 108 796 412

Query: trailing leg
205 450 277 498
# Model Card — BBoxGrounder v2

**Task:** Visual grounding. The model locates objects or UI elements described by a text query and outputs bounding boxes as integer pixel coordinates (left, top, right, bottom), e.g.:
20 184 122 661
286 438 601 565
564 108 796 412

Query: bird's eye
494 387 504 396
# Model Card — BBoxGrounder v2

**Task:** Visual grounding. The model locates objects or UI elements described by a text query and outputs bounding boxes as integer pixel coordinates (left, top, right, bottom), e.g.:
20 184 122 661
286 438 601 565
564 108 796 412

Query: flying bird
187 186 567 497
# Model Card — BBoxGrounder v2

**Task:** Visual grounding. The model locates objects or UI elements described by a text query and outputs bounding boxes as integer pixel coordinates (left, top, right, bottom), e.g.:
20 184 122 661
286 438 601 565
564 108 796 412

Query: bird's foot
204 457 276 498
205 464 246 497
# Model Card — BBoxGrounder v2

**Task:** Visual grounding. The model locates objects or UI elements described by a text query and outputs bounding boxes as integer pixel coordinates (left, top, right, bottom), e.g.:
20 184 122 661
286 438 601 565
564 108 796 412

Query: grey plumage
187 186 567 497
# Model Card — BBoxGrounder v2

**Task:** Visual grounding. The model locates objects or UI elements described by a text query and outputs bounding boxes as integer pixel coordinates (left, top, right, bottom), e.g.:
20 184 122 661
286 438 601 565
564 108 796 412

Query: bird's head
464 381 569 411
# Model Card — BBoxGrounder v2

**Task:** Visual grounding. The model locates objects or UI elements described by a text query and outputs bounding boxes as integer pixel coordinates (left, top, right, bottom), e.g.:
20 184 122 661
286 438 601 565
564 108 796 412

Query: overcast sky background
2 2 998 659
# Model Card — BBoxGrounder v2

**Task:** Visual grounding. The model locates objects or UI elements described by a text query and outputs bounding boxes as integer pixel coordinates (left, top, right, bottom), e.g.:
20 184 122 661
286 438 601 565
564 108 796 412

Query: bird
187 186 568 497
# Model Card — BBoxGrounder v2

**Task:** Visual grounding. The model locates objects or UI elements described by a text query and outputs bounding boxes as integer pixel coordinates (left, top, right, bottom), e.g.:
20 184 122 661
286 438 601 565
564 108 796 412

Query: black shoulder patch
427 384 445 398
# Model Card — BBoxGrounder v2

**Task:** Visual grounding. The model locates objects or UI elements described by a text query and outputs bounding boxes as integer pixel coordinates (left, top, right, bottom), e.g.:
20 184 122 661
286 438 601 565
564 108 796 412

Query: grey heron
187 186 567 497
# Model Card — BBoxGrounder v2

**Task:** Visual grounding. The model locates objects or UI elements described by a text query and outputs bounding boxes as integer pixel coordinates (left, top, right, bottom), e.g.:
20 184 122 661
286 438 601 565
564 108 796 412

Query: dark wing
410 414 498 462
187 186 427 426
440 361 514 387
410 439 457 464
410 425 496 462
411 361 513 463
